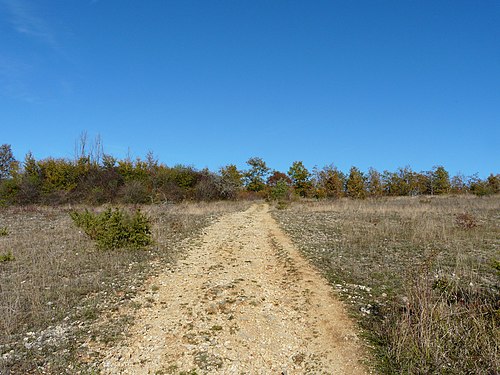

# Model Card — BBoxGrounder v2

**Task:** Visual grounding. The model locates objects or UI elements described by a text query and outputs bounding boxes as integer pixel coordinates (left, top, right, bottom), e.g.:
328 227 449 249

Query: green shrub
70 208 152 249
0 227 8 236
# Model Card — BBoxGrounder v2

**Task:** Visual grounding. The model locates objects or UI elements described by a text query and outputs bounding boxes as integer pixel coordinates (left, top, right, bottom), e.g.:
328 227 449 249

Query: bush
16 176 41 205
194 175 221 201
118 180 150 204
70 208 152 249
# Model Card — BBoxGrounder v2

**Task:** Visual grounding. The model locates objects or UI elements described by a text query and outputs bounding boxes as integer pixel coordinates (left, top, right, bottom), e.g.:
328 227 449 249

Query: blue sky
0 0 498 177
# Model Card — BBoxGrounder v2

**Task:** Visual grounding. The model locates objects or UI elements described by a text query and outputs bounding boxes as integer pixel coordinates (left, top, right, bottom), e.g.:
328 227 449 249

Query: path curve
100 204 368 374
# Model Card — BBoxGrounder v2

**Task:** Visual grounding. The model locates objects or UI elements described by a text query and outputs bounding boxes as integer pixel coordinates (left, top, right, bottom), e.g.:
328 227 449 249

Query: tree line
0 144 498 205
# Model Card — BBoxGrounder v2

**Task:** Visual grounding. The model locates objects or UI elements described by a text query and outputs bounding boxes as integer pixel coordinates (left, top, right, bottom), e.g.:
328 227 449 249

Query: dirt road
100 204 368 374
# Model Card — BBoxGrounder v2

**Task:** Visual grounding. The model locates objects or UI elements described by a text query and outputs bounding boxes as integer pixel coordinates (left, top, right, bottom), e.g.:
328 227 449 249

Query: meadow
0 195 498 374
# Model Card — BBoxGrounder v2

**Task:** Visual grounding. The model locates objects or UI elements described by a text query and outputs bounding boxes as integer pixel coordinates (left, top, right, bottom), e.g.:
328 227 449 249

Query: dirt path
100 204 368 374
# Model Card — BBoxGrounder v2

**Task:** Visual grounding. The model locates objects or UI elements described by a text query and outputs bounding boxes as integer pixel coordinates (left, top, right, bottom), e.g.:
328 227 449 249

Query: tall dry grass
273 195 499 374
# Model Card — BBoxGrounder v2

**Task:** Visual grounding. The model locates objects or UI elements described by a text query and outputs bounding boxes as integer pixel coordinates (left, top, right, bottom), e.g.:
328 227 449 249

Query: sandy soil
100 203 368 374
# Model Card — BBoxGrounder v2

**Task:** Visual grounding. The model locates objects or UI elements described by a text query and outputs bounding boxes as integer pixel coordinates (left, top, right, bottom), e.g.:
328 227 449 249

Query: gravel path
100 203 368 374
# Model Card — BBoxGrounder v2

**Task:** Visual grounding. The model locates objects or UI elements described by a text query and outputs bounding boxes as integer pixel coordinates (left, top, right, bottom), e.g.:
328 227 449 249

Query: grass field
0 201 249 374
1 196 498 374
272 195 499 374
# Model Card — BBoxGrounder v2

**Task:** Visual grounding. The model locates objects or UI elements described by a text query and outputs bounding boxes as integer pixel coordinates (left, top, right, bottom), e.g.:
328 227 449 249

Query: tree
16 152 42 204
0 144 16 180
269 179 292 201
414 172 431 195
396 166 418 196
486 173 499 194
381 170 396 196
220 164 243 187
219 164 243 199
430 166 450 195
382 167 421 196
145 151 159 173
194 169 221 201
288 161 311 197
267 171 291 186
450 173 468 194
102 154 117 170
366 167 383 197
318 165 345 199
346 166 366 199
24 152 40 177
244 157 270 192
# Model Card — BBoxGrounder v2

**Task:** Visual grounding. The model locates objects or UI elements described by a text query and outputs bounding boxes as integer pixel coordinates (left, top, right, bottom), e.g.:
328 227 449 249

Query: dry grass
2 197 496 373
0 201 249 374
272 195 499 374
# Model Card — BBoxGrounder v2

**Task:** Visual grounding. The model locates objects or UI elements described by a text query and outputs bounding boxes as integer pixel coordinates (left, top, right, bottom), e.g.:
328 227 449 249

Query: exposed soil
99 203 368 374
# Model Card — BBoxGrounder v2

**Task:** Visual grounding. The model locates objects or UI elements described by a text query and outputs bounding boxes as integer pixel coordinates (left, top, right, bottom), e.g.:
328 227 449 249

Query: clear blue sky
1 0 498 177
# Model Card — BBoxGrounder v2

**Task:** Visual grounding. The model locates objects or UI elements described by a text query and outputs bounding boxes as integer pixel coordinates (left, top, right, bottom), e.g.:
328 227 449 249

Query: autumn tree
318 165 345 199
267 171 292 186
